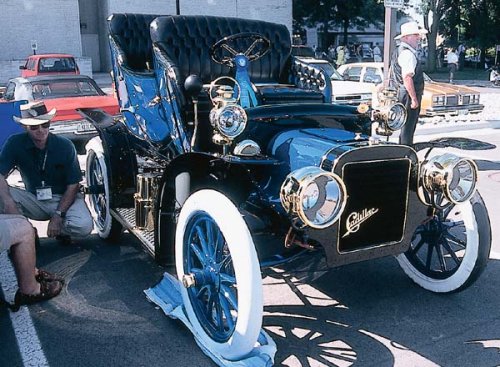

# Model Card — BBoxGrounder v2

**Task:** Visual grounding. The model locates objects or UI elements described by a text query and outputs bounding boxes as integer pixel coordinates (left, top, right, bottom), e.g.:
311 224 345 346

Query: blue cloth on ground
144 272 276 367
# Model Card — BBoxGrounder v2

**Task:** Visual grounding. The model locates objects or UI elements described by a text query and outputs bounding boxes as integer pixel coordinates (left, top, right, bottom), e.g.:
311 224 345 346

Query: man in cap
389 20 428 145
0 101 93 243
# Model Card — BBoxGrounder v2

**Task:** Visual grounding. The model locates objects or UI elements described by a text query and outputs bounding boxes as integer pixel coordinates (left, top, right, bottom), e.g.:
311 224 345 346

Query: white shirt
447 51 459 65
397 42 418 78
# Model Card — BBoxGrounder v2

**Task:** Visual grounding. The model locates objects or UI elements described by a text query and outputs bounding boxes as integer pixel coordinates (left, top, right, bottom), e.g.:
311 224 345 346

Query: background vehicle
81 14 491 362
0 75 118 152
19 53 79 78
293 55 375 105
338 62 484 116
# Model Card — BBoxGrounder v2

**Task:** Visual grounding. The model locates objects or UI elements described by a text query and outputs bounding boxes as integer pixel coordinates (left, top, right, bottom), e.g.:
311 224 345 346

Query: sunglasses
28 122 51 130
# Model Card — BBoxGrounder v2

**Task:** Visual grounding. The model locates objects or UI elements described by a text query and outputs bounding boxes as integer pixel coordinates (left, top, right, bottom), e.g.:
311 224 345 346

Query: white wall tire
85 146 122 241
175 189 263 360
397 192 490 293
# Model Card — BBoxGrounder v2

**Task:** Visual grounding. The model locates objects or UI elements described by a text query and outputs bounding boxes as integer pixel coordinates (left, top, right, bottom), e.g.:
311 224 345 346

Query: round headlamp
421 153 477 205
211 104 247 139
379 102 407 131
280 166 347 229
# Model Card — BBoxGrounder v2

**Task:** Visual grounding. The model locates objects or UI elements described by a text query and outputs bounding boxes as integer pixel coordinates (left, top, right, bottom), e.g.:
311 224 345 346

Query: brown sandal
36 269 64 283
12 279 63 312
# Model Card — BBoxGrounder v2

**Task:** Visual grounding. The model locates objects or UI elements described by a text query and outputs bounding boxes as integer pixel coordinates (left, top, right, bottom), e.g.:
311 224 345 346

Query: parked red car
0 75 119 152
19 54 79 78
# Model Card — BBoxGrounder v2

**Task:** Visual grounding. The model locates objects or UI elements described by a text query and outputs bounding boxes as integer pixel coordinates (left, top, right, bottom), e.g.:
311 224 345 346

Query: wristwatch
55 210 66 218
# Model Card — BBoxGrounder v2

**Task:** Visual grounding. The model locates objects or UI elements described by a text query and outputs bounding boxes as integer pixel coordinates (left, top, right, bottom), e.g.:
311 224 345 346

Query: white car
295 56 375 106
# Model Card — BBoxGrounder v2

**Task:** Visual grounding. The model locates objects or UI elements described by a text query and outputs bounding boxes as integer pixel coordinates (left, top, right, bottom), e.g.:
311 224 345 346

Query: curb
415 120 500 135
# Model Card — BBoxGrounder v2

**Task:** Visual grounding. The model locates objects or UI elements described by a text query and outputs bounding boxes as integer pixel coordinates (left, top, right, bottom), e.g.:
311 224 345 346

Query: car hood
42 95 119 121
424 82 479 95
330 80 375 94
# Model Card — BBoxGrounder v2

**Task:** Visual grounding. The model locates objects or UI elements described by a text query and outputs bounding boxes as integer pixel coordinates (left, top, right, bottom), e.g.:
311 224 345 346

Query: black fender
79 108 137 208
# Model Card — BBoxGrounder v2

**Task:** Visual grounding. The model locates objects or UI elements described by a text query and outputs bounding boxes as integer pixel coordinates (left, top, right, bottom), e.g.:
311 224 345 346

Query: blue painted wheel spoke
443 204 455 219
435 242 448 271
444 233 466 248
195 225 211 258
220 284 238 309
219 272 236 285
205 220 216 257
214 231 225 263
190 241 207 266
411 237 425 254
443 220 464 228
425 245 434 271
441 239 461 266
195 284 210 301
214 299 224 332
219 253 233 270
219 293 235 330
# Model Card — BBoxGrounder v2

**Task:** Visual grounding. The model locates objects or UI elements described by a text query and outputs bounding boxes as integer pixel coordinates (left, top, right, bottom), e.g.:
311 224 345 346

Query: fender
414 137 496 152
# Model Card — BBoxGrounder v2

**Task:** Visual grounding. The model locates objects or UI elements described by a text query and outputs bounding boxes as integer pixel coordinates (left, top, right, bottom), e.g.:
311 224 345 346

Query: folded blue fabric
145 272 276 367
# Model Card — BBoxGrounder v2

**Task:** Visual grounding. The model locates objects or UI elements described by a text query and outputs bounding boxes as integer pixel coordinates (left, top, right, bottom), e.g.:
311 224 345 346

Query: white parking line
0 252 49 367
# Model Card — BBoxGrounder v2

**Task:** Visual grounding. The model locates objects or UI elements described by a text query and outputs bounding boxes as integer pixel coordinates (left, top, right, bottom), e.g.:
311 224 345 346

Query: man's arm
46 183 79 238
0 174 20 214
403 74 419 109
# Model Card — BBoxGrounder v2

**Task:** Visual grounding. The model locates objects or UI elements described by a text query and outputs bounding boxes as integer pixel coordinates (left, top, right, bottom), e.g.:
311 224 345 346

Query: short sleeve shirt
397 42 418 78
0 133 81 195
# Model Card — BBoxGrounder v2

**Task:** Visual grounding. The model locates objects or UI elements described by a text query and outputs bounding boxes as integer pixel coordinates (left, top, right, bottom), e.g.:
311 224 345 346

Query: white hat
13 101 56 126
395 21 428 40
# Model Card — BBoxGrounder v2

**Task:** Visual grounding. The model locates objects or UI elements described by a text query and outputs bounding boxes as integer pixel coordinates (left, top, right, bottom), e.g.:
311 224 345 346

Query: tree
293 0 384 48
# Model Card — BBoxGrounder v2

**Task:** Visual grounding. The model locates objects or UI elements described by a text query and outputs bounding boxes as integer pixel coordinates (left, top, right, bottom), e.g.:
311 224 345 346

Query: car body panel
337 62 484 116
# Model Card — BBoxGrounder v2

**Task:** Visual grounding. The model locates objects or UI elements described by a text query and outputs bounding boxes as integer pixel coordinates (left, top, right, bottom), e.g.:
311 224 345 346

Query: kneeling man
0 102 93 242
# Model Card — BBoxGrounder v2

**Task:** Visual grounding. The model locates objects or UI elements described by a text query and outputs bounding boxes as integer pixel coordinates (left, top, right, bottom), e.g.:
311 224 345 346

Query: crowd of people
0 101 93 311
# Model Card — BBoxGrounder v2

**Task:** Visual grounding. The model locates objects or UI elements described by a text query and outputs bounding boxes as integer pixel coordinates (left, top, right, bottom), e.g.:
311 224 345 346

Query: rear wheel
176 189 263 360
397 192 491 293
85 149 123 241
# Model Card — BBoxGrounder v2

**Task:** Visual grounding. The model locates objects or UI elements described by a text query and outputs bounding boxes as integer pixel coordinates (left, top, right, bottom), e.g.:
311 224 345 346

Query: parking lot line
0 252 49 367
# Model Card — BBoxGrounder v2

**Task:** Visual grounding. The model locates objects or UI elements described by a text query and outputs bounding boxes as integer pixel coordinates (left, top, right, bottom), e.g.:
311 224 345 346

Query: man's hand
47 215 64 238
411 98 419 109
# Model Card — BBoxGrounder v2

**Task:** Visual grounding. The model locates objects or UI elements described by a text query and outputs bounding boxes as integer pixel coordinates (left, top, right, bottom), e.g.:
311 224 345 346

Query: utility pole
383 0 402 81
176 0 180 15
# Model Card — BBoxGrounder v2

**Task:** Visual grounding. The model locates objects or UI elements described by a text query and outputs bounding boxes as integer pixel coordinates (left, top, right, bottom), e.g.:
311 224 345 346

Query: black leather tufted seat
150 15 292 85
108 13 162 74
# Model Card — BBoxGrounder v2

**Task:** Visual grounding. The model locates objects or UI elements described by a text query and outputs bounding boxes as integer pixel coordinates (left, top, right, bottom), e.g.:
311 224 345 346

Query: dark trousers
398 90 422 146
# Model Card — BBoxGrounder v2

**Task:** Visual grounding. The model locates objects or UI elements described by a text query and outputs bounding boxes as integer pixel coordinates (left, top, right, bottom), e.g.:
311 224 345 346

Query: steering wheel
210 32 271 67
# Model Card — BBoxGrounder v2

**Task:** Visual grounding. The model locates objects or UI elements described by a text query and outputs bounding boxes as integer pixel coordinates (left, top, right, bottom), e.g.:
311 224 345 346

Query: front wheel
85 148 123 241
175 189 263 360
397 191 491 293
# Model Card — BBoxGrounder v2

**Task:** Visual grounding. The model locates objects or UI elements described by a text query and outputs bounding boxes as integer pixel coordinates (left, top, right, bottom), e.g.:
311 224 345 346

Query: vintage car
80 14 491 360
19 53 79 78
0 75 119 152
337 62 485 117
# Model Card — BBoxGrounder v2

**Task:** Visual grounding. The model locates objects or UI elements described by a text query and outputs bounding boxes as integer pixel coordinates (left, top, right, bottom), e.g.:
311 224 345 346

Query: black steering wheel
210 32 271 67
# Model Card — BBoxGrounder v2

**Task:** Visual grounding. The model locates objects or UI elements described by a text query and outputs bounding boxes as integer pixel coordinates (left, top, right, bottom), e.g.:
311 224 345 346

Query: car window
31 79 100 99
342 66 362 82
27 59 36 70
363 67 382 84
38 57 77 73
3 82 16 100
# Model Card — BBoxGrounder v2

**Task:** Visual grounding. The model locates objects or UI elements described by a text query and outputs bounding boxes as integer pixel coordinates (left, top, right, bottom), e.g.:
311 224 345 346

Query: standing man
389 21 428 146
336 45 346 67
373 43 382 62
0 101 93 243
447 48 459 84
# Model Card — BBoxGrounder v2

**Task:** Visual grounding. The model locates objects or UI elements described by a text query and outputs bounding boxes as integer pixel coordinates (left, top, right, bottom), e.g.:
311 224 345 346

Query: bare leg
8 218 40 295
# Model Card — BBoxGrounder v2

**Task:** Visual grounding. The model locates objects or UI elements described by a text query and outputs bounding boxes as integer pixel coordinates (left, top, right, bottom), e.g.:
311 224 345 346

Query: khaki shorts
0 214 30 252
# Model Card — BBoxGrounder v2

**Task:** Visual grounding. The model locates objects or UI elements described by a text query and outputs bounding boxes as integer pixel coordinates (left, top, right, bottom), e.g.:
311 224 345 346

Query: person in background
0 101 93 245
0 214 63 311
457 43 466 69
447 48 459 84
336 45 346 67
389 21 428 146
373 43 382 62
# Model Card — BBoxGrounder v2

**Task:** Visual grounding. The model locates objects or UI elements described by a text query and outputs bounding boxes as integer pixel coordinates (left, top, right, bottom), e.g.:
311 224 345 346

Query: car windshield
306 62 344 81
30 79 101 99
38 57 77 73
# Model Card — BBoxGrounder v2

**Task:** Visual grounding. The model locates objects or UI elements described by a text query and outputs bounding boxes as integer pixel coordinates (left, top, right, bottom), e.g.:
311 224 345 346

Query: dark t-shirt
0 133 81 195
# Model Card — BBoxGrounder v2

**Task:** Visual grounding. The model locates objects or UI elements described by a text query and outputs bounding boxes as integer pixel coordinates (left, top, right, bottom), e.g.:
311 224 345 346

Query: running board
111 208 156 258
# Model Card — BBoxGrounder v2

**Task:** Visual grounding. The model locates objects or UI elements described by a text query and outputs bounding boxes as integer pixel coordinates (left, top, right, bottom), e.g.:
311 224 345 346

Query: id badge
36 186 53 201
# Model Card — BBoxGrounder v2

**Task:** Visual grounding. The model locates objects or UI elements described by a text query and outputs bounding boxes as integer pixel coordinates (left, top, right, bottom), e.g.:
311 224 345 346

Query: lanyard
39 149 48 187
